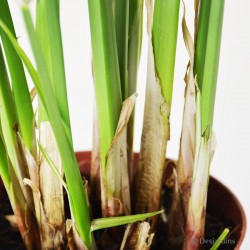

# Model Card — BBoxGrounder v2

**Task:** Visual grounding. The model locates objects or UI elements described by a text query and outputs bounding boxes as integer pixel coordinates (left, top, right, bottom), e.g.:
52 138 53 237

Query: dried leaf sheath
166 6 197 247
35 1 67 247
184 0 224 248
39 122 65 249
8 158 41 250
135 11 169 220
103 94 137 216
134 0 180 231
127 0 144 183
134 33 169 217
177 8 196 213
184 134 214 249
121 222 154 250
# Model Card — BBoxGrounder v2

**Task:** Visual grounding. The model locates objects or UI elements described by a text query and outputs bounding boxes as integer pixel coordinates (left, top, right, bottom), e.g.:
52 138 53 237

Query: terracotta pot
0 151 246 249
76 151 246 249
206 177 246 249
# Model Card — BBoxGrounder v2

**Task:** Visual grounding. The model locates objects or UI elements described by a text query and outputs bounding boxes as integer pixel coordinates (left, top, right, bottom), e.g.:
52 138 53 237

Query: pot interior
0 151 246 249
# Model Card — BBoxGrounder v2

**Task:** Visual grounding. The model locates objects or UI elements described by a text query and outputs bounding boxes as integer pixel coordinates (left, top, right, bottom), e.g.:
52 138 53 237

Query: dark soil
0 183 240 250
153 212 237 250
153 186 239 250
0 188 25 250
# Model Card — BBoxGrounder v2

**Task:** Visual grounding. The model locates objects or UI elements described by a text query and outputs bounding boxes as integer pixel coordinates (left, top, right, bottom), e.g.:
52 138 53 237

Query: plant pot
76 151 247 250
206 178 246 250
0 151 246 249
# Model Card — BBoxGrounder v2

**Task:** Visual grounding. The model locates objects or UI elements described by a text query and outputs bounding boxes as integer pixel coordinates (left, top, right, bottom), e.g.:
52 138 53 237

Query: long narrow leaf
152 0 180 104
91 210 163 232
88 0 132 218
0 134 11 192
0 44 18 170
0 0 34 151
0 43 35 212
36 0 71 141
126 0 144 180
127 0 144 98
87 0 122 171
194 0 225 140
21 7 92 247
0 11 92 248
185 1 224 248
210 228 230 250
114 0 129 100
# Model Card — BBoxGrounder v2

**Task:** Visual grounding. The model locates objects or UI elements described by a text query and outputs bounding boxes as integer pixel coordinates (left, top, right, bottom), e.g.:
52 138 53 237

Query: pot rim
76 151 247 249
208 176 247 249
0 151 246 249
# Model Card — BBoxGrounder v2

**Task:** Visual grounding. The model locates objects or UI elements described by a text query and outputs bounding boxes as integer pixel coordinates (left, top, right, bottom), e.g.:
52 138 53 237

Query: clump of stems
0 1 160 249
134 0 180 231
0 0 226 249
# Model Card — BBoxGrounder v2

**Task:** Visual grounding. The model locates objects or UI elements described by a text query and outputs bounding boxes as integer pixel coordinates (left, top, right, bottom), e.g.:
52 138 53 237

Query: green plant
0 0 227 249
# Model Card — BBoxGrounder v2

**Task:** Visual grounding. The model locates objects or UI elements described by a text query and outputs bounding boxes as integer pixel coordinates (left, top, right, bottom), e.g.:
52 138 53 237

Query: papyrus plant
134 0 180 231
0 0 225 249
184 0 225 248
0 0 162 249
168 0 224 249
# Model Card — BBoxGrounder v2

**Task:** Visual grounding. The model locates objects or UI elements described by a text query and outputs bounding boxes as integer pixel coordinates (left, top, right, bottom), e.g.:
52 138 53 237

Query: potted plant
0 0 246 249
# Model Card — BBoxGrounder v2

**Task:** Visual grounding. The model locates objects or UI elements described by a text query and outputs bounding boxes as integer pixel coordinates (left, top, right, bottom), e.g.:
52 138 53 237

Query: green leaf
194 0 225 140
210 228 230 250
0 10 92 248
127 0 144 97
0 134 11 192
126 0 144 177
114 0 129 100
91 210 163 232
36 0 72 142
88 0 122 171
22 7 91 247
0 0 34 151
0 44 18 170
152 0 180 105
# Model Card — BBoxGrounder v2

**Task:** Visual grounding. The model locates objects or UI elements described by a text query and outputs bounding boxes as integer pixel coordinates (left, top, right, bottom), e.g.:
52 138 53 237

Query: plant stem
88 0 132 216
169 4 197 248
88 0 122 170
36 0 66 247
9 6 92 247
36 0 72 141
194 0 224 141
114 0 129 100
127 0 144 182
185 0 224 248
134 0 180 231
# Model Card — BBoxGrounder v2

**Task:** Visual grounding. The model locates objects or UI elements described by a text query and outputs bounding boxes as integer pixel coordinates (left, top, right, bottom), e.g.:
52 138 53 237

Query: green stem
114 0 129 100
21 7 92 247
194 0 225 140
87 0 122 172
36 0 72 142
127 0 144 181
153 0 180 105
135 0 180 228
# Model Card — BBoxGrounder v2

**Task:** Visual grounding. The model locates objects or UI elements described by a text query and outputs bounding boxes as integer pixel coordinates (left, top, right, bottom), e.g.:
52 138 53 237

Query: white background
8 0 250 249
